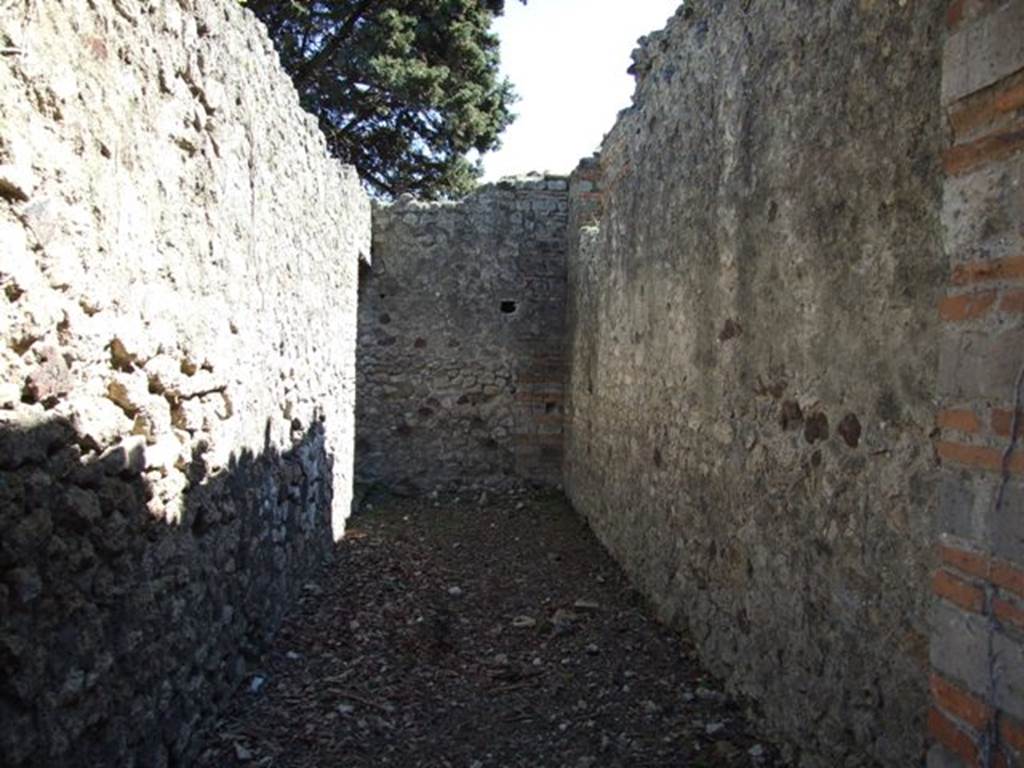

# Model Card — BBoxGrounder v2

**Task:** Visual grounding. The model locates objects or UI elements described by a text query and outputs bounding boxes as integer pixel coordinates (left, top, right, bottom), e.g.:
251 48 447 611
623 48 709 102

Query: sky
479 0 682 181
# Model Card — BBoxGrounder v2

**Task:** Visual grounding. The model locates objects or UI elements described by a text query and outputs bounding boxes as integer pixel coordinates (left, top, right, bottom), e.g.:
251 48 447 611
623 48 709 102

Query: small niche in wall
545 401 558 414
500 300 518 314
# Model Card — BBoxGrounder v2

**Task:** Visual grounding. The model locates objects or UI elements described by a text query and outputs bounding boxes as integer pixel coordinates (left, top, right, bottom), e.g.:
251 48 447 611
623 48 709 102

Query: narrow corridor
196 491 784 767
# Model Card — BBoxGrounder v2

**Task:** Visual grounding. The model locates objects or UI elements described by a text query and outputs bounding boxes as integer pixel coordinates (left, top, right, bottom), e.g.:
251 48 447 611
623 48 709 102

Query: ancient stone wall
928 2 1024 766
356 177 567 494
563 2 946 765
0 1 369 765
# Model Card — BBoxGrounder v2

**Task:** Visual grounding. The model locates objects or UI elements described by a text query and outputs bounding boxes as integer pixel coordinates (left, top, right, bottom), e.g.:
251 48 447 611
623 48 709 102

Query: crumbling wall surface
357 176 567 494
0 0 369 765
564 2 945 765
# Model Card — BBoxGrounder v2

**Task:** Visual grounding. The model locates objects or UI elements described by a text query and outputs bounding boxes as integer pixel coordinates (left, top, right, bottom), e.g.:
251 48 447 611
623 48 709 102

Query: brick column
930 2 1024 766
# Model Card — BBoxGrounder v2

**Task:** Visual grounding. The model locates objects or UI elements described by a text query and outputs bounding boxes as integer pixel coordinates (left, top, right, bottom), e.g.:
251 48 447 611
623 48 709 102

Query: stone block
943 1 1024 105
927 742 970 768
938 325 1024 400
935 473 980 551
993 629 1024 720
992 480 1024 564
942 153 1024 262
930 599 993 697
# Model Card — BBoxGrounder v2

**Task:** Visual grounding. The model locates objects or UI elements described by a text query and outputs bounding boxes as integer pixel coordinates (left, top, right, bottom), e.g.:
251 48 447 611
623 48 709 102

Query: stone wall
0 0 369 765
928 2 1024 766
563 2 946 765
356 176 567 494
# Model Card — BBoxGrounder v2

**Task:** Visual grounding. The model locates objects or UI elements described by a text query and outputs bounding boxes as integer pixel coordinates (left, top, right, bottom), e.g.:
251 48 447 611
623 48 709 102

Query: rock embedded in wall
357 175 568 495
564 2 946 765
0 0 369 764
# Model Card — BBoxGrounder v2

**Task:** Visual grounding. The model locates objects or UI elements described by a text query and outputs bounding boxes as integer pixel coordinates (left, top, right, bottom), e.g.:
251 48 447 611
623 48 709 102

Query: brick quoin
933 568 986 613
937 5 1024 765
930 706 981 765
931 673 994 731
939 291 998 321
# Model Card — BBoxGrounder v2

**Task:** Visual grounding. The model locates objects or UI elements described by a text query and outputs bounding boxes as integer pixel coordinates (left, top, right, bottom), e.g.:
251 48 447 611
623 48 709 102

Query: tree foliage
246 0 521 199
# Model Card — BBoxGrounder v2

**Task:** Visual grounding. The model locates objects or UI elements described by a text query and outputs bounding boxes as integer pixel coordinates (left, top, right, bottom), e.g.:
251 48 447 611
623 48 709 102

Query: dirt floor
195 489 786 767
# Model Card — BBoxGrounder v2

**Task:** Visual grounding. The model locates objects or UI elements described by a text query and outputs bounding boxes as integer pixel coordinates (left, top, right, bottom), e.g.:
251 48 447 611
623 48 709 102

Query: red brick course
948 69 1024 141
930 706 981 764
933 568 986 613
938 409 982 435
939 543 992 580
944 127 1024 177
939 291 998 321
951 256 1024 287
992 409 1023 439
1002 713 1024 754
992 559 1024 599
936 441 1024 475
931 674 994 731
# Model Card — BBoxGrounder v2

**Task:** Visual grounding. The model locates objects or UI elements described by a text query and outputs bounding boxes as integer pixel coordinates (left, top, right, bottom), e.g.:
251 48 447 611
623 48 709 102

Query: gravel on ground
195 489 786 768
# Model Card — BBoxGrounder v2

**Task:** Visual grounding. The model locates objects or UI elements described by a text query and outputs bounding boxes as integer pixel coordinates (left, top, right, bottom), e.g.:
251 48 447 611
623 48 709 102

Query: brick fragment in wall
0 0 369 765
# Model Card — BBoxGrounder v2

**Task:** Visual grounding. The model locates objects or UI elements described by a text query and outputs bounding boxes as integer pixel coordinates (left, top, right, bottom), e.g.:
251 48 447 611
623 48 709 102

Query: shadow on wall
0 414 336 767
